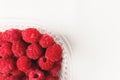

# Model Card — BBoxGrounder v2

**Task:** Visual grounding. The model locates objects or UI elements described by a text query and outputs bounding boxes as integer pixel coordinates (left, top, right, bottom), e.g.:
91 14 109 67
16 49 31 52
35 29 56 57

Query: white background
0 0 120 80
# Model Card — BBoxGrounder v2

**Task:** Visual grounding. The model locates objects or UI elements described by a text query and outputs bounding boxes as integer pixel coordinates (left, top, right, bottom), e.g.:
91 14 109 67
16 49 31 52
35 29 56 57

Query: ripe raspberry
38 56 54 70
39 34 54 48
0 58 16 73
12 70 25 78
50 64 61 77
12 41 27 57
0 75 5 80
17 56 32 72
25 64 39 76
0 28 63 80
0 32 2 35
0 32 3 41
0 32 7 45
0 32 2 36
56 58 63 65
6 76 20 80
22 28 41 43
28 69 45 80
46 75 59 80
22 76 29 80
0 42 12 58
45 44 62 62
2 29 22 42
26 43 43 60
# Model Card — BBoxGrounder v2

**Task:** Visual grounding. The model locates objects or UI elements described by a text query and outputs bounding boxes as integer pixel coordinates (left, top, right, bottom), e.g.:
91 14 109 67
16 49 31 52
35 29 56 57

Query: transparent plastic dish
0 19 72 80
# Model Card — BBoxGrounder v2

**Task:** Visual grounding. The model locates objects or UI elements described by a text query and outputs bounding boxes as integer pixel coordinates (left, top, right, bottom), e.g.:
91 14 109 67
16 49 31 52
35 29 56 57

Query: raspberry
12 41 27 57
3 72 23 80
0 58 16 73
28 69 45 80
39 34 54 48
46 75 59 80
22 76 29 80
2 29 22 42
38 56 54 70
50 64 61 77
22 28 41 43
17 56 32 72
12 70 25 78
26 43 43 60
0 32 2 35
0 32 3 40
6 76 20 80
25 64 39 76
45 44 62 62
0 75 5 80
0 42 12 58
0 28 63 80
56 58 63 65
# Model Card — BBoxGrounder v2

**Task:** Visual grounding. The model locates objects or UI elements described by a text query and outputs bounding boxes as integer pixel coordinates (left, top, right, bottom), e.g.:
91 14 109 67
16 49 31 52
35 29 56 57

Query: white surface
0 0 120 80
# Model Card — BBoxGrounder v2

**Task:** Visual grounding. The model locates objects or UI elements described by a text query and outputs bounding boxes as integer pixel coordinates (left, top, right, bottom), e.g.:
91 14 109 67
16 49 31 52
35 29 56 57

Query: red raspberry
2 29 22 42
39 34 54 48
38 56 54 71
0 32 3 40
6 76 20 80
17 56 32 72
22 28 41 43
0 32 4 46
0 28 63 80
28 69 45 80
56 58 63 65
46 75 59 80
25 64 40 76
0 58 16 73
45 44 62 62
50 64 61 77
0 75 5 80
4 72 23 80
12 41 27 57
0 32 2 36
0 32 2 35
22 76 29 80
12 70 25 78
0 42 12 58
26 43 43 60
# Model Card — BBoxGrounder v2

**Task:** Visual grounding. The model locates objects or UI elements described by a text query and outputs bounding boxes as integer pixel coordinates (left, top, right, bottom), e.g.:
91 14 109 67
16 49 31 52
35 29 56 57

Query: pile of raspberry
0 28 63 80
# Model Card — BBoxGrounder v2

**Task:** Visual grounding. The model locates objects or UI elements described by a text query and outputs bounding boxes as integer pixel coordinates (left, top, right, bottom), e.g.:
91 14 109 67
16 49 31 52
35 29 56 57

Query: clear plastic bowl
0 19 72 80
